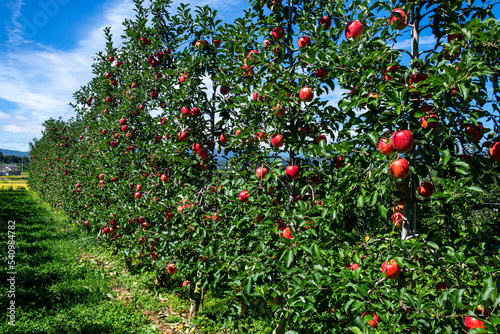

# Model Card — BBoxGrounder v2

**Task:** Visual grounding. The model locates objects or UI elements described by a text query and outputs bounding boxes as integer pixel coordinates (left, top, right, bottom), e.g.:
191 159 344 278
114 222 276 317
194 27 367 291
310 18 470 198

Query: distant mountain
0 149 29 157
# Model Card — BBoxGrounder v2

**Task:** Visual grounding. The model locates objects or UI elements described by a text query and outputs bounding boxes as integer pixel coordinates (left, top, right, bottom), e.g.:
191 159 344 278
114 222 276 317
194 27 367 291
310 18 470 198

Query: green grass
0 189 161 334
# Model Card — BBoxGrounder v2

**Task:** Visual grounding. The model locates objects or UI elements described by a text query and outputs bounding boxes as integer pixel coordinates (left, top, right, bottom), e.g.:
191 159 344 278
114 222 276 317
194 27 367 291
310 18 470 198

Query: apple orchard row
28 1 500 332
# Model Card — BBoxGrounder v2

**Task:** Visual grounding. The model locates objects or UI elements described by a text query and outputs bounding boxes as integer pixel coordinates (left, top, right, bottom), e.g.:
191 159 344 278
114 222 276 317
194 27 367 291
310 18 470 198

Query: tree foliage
29 0 500 332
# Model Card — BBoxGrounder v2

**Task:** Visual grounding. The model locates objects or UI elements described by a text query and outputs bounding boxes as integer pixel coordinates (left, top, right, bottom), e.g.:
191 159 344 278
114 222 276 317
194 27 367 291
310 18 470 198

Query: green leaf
370 190 378 206
427 241 439 250
479 287 495 302
344 299 354 313
285 250 294 268
244 277 252 295
312 243 321 259
459 83 469 100
466 186 484 193
367 132 378 147
350 327 363 334
357 196 364 208
379 205 387 218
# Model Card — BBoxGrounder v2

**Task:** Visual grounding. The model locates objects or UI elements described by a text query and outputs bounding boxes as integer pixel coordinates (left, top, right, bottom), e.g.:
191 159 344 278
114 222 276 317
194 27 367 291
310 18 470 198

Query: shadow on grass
0 189 155 334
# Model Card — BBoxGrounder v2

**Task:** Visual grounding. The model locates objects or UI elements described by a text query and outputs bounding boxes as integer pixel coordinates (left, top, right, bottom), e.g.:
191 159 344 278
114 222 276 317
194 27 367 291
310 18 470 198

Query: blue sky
0 0 248 152
0 1 498 152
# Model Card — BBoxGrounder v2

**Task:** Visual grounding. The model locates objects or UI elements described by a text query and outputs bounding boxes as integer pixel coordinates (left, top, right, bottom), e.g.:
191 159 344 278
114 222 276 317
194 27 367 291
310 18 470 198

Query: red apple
409 73 428 91
190 107 200 117
390 130 414 153
345 20 364 39
391 212 404 228
220 134 228 144
381 259 401 279
315 67 328 78
435 282 449 291
271 134 284 148
196 39 209 51
220 86 230 95
316 135 327 144
212 211 222 222
390 158 410 179
134 192 142 199
299 87 314 102
256 167 268 180
247 50 259 61
282 227 293 240
335 156 345 169
418 181 434 198
192 143 202 153
255 131 267 141
361 312 379 329
377 137 394 156
272 27 285 40
212 37 221 47
384 65 400 81
239 190 250 202
420 114 439 129
177 131 188 142
253 92 259 101
286 165 300 180
182 280 191 289
389 8 409 30
490 142 500 162
464 316 486 331
273 104 285 117
198 149 208 160
297 36 311 48
166 263 177 274
318 16 331 29
465 124 482 142
181 107 190 115
346 263 360 271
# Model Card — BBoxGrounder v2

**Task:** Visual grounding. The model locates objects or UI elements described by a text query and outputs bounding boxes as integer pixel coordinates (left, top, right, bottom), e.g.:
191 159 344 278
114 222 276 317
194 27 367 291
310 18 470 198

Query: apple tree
28 0 500 332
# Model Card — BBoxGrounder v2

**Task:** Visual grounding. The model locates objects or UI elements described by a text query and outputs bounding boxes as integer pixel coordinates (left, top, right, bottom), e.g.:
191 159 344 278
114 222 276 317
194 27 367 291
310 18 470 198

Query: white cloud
0 111 10 120
5 0 24 44
0 123 42 134
0 0 246 151
393 35 437 49
324 86 349 109
0 0 138 150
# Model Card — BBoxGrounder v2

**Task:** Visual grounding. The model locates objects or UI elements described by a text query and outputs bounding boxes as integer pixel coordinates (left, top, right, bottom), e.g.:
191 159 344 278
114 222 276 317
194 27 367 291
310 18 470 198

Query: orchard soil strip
80 252 185 334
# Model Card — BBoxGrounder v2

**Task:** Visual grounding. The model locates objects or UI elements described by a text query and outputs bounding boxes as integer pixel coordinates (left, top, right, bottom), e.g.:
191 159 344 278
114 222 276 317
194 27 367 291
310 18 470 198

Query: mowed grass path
0 189 160 334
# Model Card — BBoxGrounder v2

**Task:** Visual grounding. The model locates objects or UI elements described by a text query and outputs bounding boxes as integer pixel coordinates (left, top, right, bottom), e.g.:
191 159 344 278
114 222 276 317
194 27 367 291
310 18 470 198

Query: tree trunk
188 281 202 320
272 311 288 334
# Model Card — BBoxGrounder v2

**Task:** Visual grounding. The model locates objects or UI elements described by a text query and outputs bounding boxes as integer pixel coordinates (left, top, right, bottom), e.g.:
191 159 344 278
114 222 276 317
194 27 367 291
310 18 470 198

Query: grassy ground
0 188 162 334
0 174 28 189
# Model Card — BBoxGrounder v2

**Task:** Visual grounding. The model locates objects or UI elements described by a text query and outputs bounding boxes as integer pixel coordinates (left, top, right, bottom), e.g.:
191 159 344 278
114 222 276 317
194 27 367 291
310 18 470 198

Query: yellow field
0 174 29 189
